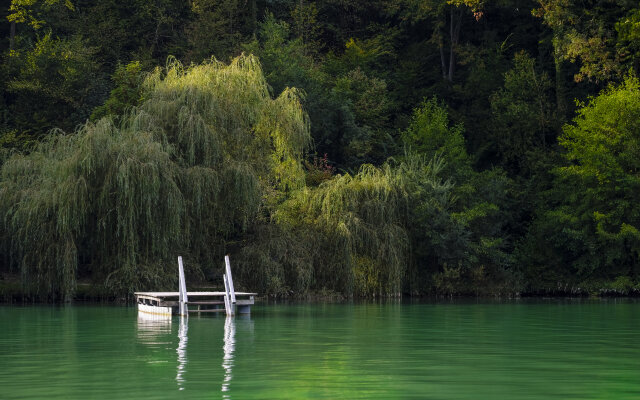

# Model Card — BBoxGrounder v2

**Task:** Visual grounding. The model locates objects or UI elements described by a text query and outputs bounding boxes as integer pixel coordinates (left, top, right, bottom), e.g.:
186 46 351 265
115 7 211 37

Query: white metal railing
223 255 236 316
178 256 189 316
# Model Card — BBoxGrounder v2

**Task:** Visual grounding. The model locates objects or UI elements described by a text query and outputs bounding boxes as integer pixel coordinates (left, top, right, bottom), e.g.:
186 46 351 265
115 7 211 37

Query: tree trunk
447 7 462 82
229 1 234 36
554 38 567 121
440 40 447 79
250 0 257 35
299 0 305 42
530 63 547 147
150 19 161 57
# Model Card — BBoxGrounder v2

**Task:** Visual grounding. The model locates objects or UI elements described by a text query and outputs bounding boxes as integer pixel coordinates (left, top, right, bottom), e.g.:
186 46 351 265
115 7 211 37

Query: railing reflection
222 316 235 397
137 310 254 395
176 316 188 390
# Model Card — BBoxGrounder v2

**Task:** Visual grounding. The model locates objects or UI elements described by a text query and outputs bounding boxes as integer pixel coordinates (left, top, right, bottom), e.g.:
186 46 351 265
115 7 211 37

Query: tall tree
489 51 557 176
522 76 640 288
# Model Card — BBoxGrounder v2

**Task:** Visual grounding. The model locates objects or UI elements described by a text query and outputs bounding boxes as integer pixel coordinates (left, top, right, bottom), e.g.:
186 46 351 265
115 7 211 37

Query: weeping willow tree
239 155 450 297
0 54 310 300
304 164 410 296
236 163 408 297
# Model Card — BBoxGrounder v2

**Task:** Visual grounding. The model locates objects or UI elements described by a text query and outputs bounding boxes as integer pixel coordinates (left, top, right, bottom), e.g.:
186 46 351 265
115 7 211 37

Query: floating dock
134 291 256 316
135 255 256 316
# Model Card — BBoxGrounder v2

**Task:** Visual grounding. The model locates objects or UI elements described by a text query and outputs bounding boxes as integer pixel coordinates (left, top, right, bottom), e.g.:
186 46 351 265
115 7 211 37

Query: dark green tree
91 61 144 122
2 32 108 147
521 76 640 290
489 51 557 176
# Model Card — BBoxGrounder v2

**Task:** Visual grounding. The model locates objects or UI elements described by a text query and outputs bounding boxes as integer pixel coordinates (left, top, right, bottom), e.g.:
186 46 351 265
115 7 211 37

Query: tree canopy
2 0 640 299
0 54 309 299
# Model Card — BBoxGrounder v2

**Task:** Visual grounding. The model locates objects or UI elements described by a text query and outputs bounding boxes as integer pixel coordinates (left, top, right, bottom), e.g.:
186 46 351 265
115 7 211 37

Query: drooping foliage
0 54 310 299
236 147 513 297
234 151 454 297
276 163 410 296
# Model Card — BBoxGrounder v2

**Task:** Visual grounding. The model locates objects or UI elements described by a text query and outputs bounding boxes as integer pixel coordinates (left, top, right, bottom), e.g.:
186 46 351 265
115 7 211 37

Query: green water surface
1 300 639 399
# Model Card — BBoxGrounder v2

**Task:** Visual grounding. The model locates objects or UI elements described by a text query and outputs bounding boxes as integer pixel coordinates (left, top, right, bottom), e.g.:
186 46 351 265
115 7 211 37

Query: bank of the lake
1 300 639 399
2 274 640 304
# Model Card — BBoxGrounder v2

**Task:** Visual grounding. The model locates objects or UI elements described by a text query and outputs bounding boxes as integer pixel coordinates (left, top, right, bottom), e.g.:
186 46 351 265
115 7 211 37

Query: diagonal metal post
224 255 236 304
178 256 188 316
223 274 234 316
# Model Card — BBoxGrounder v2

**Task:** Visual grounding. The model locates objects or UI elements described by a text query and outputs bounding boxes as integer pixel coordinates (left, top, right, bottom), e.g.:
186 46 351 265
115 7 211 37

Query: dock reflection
136 312 172 346
137 310 254 395
222 315 254 398
176 316 188 390
222 317 235 397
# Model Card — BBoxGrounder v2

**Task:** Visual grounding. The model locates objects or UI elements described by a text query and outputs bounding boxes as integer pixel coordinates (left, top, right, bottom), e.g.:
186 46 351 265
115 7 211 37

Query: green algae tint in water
1 300 640 399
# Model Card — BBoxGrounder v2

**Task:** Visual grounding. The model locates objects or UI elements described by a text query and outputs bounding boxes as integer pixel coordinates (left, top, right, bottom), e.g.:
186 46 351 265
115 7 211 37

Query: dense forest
0 0 639 300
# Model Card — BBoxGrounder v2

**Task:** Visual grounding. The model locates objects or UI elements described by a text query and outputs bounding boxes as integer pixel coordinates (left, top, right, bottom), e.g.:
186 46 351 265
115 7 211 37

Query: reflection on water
222 316 235 397
2 302 640 399
136 312 172 346
135 311 250 396
176 316 188 390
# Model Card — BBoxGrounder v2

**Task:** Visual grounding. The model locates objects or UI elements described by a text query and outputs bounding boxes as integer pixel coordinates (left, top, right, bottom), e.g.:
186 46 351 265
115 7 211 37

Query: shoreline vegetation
1 2 639 302
2 274 640 303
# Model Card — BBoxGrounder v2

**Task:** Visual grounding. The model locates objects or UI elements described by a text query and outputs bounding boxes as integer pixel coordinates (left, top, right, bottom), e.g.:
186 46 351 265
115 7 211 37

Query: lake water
1 300 639 399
